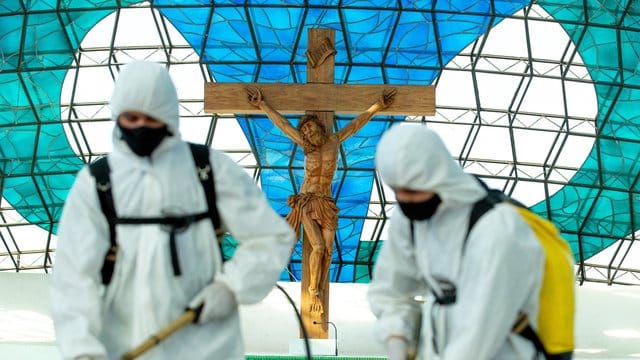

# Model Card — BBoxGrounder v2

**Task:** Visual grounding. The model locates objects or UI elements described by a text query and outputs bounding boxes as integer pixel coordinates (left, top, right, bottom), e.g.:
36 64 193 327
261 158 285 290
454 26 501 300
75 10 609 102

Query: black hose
275 284 311 360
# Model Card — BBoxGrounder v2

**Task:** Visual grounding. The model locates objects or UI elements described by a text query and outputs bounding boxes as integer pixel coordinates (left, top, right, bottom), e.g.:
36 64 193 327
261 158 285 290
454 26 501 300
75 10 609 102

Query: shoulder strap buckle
197 164 211 181
96 181 111 192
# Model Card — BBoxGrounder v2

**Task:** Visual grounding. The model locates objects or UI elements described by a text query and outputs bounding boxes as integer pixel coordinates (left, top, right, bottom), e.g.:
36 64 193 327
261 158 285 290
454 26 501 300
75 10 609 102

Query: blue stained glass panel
2 0 639 278
203 6 255 63
249 7 304 62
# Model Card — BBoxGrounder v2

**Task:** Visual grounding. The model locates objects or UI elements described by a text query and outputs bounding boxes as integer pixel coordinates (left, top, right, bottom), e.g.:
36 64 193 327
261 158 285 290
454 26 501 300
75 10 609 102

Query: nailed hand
246 86 263 107
379 88 397 110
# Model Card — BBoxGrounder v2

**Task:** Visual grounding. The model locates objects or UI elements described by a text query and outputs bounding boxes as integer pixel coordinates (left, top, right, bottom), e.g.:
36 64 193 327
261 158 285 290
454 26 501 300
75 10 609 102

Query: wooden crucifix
204 28 435 339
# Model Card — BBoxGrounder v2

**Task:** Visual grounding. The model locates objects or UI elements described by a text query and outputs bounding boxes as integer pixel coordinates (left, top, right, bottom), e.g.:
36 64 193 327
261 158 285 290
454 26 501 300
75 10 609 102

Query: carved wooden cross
204 28 435 339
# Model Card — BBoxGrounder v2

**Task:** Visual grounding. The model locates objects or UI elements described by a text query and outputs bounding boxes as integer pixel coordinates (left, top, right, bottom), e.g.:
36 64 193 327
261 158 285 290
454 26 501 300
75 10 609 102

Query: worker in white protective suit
51 61 295 360
367 125 545 360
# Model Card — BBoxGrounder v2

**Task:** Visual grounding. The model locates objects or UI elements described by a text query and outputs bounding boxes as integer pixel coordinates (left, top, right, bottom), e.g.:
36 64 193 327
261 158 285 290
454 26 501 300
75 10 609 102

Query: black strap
519 324 547 358
89 157 118 285
409 220 415 246
518 324 573 360
113 213 209 226
463 195 496 250
114 211 211 277
188 143 226 262
89 143 224 285
188 143 221 230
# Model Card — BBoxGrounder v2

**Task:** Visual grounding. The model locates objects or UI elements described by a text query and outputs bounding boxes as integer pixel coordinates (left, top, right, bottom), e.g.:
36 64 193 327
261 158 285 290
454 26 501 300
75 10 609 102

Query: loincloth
286 193 339 238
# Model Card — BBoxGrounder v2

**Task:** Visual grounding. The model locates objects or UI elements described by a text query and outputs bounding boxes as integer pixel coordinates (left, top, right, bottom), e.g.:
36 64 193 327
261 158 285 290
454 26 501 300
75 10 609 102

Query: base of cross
300 231 332 339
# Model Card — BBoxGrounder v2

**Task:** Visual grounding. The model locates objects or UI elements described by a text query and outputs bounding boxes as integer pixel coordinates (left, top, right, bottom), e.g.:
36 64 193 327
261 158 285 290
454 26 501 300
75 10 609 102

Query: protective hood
110 61 180 135
375 125 486 207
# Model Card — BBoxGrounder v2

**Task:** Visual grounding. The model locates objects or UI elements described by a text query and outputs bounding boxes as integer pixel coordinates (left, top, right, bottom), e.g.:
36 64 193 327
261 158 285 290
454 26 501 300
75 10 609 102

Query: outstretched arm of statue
246 86 304 146
336 88 397 142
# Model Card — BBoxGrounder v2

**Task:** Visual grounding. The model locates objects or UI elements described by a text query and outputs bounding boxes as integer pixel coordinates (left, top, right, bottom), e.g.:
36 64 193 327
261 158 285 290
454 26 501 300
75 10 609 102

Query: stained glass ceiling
1 0 639 285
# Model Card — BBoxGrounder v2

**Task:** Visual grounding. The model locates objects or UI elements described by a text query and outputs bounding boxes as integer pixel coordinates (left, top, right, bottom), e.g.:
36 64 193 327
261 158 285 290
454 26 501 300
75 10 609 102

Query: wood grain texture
204 82 436 116
299 28 334 340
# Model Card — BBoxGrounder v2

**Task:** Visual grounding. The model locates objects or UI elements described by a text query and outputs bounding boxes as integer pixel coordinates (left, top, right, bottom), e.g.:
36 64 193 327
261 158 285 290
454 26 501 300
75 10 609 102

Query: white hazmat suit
368 125 544 359
51 61 295 360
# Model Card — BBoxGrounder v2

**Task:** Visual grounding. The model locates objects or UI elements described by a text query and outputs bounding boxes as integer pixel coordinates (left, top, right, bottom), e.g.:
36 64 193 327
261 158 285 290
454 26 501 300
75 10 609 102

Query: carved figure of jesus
247 86 396 314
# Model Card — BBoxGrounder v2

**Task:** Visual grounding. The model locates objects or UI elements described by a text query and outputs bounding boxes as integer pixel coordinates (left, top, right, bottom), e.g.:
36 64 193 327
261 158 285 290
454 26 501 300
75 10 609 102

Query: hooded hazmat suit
51 61 295 360
367 125 545 359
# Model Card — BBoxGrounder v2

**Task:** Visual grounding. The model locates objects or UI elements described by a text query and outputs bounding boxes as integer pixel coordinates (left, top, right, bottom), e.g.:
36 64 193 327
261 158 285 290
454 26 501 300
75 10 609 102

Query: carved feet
308 287 324 314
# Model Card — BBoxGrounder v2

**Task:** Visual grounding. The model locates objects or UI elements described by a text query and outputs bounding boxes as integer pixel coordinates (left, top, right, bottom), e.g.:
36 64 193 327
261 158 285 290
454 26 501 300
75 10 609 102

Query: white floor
1 273 639 359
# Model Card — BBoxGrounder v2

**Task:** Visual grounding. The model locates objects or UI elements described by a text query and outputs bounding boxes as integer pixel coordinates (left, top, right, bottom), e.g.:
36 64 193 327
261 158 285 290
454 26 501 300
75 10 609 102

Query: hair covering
110 61 179 133
375 124 486 207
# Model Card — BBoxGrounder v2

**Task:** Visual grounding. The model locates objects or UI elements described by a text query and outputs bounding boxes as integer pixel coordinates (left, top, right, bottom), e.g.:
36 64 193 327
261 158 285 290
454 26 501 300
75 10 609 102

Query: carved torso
300 135 339 197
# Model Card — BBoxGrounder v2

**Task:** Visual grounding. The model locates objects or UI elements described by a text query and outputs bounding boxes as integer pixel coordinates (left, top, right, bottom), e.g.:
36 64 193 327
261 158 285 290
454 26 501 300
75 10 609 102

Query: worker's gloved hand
386 336 409 360
189 281 237 323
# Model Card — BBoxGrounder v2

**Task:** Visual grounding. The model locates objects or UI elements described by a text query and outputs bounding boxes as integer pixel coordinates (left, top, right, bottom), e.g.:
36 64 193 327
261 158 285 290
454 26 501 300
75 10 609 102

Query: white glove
189 281 237 323
386 336 409 360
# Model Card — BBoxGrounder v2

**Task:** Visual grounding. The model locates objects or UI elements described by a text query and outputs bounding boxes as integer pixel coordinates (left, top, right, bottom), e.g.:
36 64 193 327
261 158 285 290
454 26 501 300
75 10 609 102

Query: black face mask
398 194 442 221
118 123 171 157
